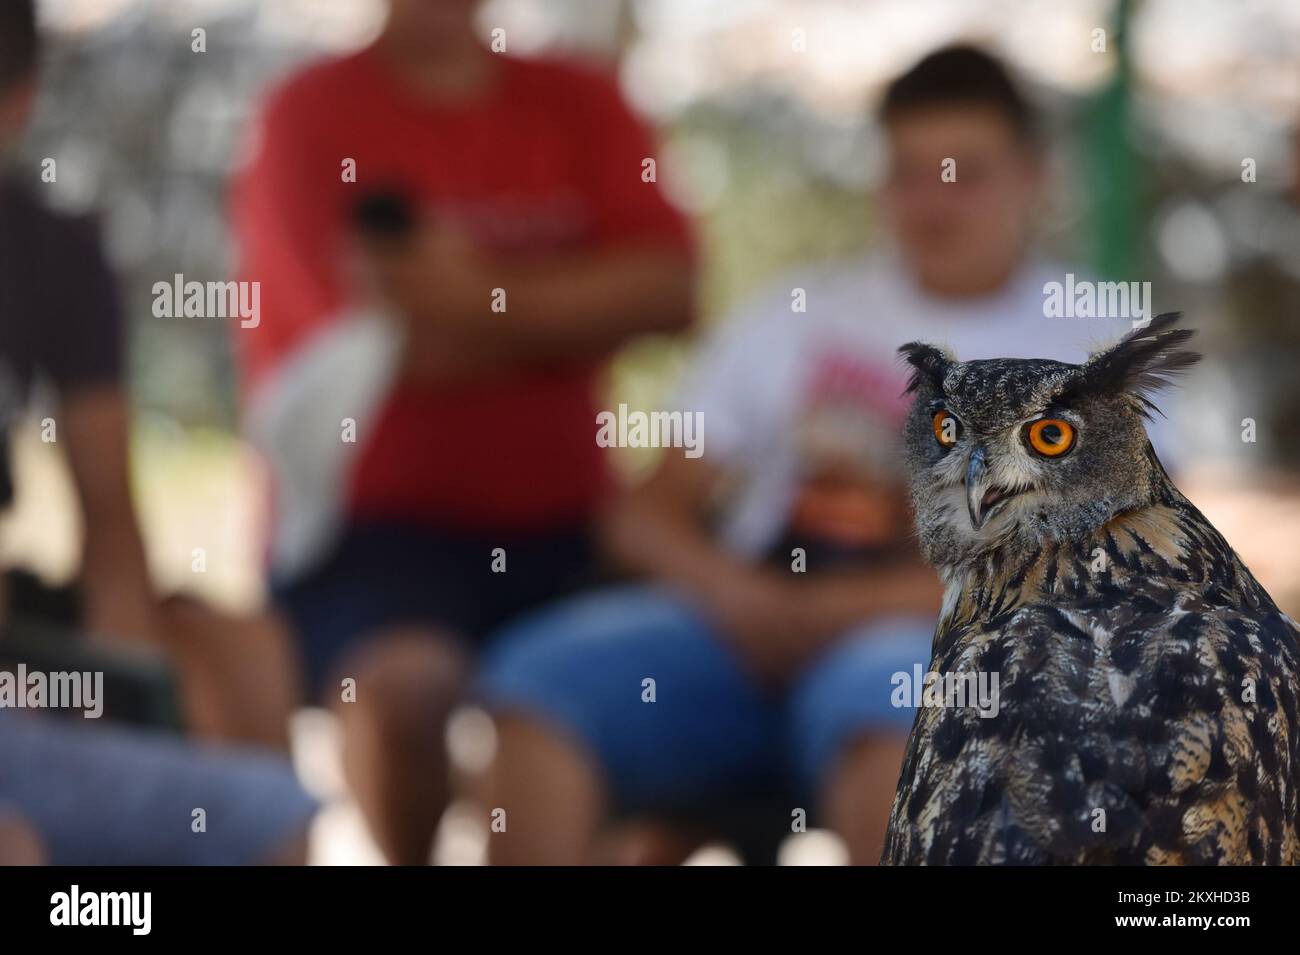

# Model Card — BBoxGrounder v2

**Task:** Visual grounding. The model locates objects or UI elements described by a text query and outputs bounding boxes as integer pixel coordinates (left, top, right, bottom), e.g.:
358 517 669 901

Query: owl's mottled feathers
884 313 1300 865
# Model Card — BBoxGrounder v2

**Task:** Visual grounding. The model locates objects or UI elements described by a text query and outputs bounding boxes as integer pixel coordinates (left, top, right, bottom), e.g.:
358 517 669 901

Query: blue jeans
477 585 933 812
0 712 315 864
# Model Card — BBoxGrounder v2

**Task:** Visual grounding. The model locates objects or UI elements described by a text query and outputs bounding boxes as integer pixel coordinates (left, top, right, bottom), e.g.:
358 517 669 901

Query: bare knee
331 629 472 754
159 598 302 749
494 711 582 760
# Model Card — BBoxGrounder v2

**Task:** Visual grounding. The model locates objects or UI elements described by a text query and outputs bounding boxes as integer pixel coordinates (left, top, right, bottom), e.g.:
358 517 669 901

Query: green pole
1088 0 1140 279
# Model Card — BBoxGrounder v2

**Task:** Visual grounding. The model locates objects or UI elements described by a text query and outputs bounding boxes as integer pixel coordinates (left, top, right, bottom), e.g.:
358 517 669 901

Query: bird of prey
883 313 1299 865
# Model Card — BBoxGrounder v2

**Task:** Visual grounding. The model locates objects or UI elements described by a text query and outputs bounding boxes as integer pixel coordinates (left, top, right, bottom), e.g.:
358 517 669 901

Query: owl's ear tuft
898 341 951 395
1060 312 1200 417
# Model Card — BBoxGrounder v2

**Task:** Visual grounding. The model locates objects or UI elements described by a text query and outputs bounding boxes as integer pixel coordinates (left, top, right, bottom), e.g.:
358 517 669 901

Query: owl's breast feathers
883 488 1300 865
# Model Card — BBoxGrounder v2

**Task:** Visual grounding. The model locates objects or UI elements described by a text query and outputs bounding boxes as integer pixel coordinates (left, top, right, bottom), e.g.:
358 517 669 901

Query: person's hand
362 221 494 330
359 222 516 380
700 565 820 687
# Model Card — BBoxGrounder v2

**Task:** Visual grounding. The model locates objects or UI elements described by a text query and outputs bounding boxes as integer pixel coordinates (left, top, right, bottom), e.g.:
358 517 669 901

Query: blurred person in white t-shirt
476 45 1180 865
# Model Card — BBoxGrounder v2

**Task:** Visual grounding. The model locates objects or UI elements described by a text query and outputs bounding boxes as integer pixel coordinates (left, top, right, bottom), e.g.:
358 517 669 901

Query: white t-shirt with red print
674 254 1181 560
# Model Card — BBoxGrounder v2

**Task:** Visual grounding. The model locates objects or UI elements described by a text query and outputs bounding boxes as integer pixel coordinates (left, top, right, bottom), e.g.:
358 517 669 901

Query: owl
882 313 1300 865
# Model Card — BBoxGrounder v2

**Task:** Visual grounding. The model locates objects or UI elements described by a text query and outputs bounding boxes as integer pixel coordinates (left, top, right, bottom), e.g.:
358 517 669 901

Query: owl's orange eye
932 410 960 449
1025 418 1075 457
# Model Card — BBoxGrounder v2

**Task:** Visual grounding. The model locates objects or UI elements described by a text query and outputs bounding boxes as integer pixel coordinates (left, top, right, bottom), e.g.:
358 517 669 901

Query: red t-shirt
232 47 690 534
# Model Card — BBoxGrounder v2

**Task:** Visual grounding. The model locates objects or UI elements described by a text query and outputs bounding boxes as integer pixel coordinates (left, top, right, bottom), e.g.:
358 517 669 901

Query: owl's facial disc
901 320 1202 567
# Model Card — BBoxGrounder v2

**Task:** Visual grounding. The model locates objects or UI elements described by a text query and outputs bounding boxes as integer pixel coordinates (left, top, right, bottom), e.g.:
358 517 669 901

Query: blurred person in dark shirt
232 0 694 863
477 46 1173 865
0 0 313 867
0 0 301 752
0 0 300 748
0 37 152 654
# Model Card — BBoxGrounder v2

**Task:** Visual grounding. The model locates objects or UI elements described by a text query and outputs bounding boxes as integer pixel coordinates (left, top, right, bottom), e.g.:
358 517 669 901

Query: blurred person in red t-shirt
232 0 694 863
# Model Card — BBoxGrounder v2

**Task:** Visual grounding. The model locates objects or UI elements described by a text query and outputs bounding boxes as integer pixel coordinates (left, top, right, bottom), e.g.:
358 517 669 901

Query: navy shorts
477 585 934 810
273 521 597 701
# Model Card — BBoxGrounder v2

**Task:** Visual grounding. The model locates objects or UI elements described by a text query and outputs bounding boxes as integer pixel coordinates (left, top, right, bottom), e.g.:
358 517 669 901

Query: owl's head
899 313 1199 569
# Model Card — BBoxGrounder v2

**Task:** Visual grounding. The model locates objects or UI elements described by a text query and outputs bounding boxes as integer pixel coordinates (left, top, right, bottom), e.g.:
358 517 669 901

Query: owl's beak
965 445 991 529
